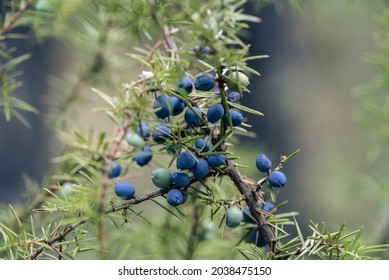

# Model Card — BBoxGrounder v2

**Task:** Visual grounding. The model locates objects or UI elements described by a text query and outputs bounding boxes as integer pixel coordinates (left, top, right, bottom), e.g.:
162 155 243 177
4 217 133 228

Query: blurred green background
240 0 388 244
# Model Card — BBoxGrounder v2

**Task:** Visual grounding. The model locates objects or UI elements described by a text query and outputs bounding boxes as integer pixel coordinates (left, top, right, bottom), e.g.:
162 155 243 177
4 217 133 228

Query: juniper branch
225 160 281 251
106 170 217 213
28 220 86 260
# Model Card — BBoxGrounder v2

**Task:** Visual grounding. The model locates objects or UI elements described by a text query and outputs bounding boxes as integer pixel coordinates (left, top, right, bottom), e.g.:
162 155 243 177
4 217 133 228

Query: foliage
0 0 387 260
355 5 389 255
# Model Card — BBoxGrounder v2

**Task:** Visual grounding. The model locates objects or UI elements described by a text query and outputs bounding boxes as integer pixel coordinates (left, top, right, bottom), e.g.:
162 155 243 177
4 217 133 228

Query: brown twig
106 171 216 213
0 0 35 36
148 0 180 60
28 221 86 260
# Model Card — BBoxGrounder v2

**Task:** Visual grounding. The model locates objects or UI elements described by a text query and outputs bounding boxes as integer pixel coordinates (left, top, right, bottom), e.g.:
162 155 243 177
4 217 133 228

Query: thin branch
28 220 86 260
0 0 35 36
149 0 180 60
97 118 130 258
106 171 216 214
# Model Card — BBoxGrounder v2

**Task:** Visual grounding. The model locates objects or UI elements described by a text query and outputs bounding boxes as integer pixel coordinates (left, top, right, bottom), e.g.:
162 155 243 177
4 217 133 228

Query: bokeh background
1 0 388 258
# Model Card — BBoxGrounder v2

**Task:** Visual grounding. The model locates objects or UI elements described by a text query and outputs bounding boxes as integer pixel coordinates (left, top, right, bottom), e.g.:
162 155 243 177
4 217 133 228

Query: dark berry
227 91 240 103
136 121 151 138
134 146 153 166
256 153 272 172
181 192 189 204
268 171 287 188
176 76 193 94
263 201 275 212
108 161 121 179
207 155 226 167
190 158 209 179
242 206 255 223
153 95 171 119
185 107 203 127
114 181 135 200
172 172 191 188
194 74 215 91
176 151 197 170
224 110 243 126
169 96 185 116
207 104 224 124
194 138 211 152
166 189 184 206
189 45 201 54
213 88 221 95
251 228 266 247
200 46 211 54
153 126 171 144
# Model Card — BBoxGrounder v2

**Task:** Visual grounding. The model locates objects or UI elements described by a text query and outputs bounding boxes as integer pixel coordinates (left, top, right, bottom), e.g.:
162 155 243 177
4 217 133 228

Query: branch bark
225 160 281 251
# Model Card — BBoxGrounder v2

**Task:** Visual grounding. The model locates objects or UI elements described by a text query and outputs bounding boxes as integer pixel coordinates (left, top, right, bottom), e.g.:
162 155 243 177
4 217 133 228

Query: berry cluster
108 67 246 201
104 46 288 249
256 153 287 188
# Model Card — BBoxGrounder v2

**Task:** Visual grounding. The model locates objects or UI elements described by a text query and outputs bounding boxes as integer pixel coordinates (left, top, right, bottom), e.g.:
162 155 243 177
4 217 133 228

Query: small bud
140 70 155 79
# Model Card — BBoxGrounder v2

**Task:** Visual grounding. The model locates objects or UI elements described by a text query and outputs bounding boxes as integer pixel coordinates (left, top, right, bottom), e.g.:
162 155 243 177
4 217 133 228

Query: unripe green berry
151 168 172 188
126 132 145 148
199 219 216 241
226 206 243 228
35 0 51 11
